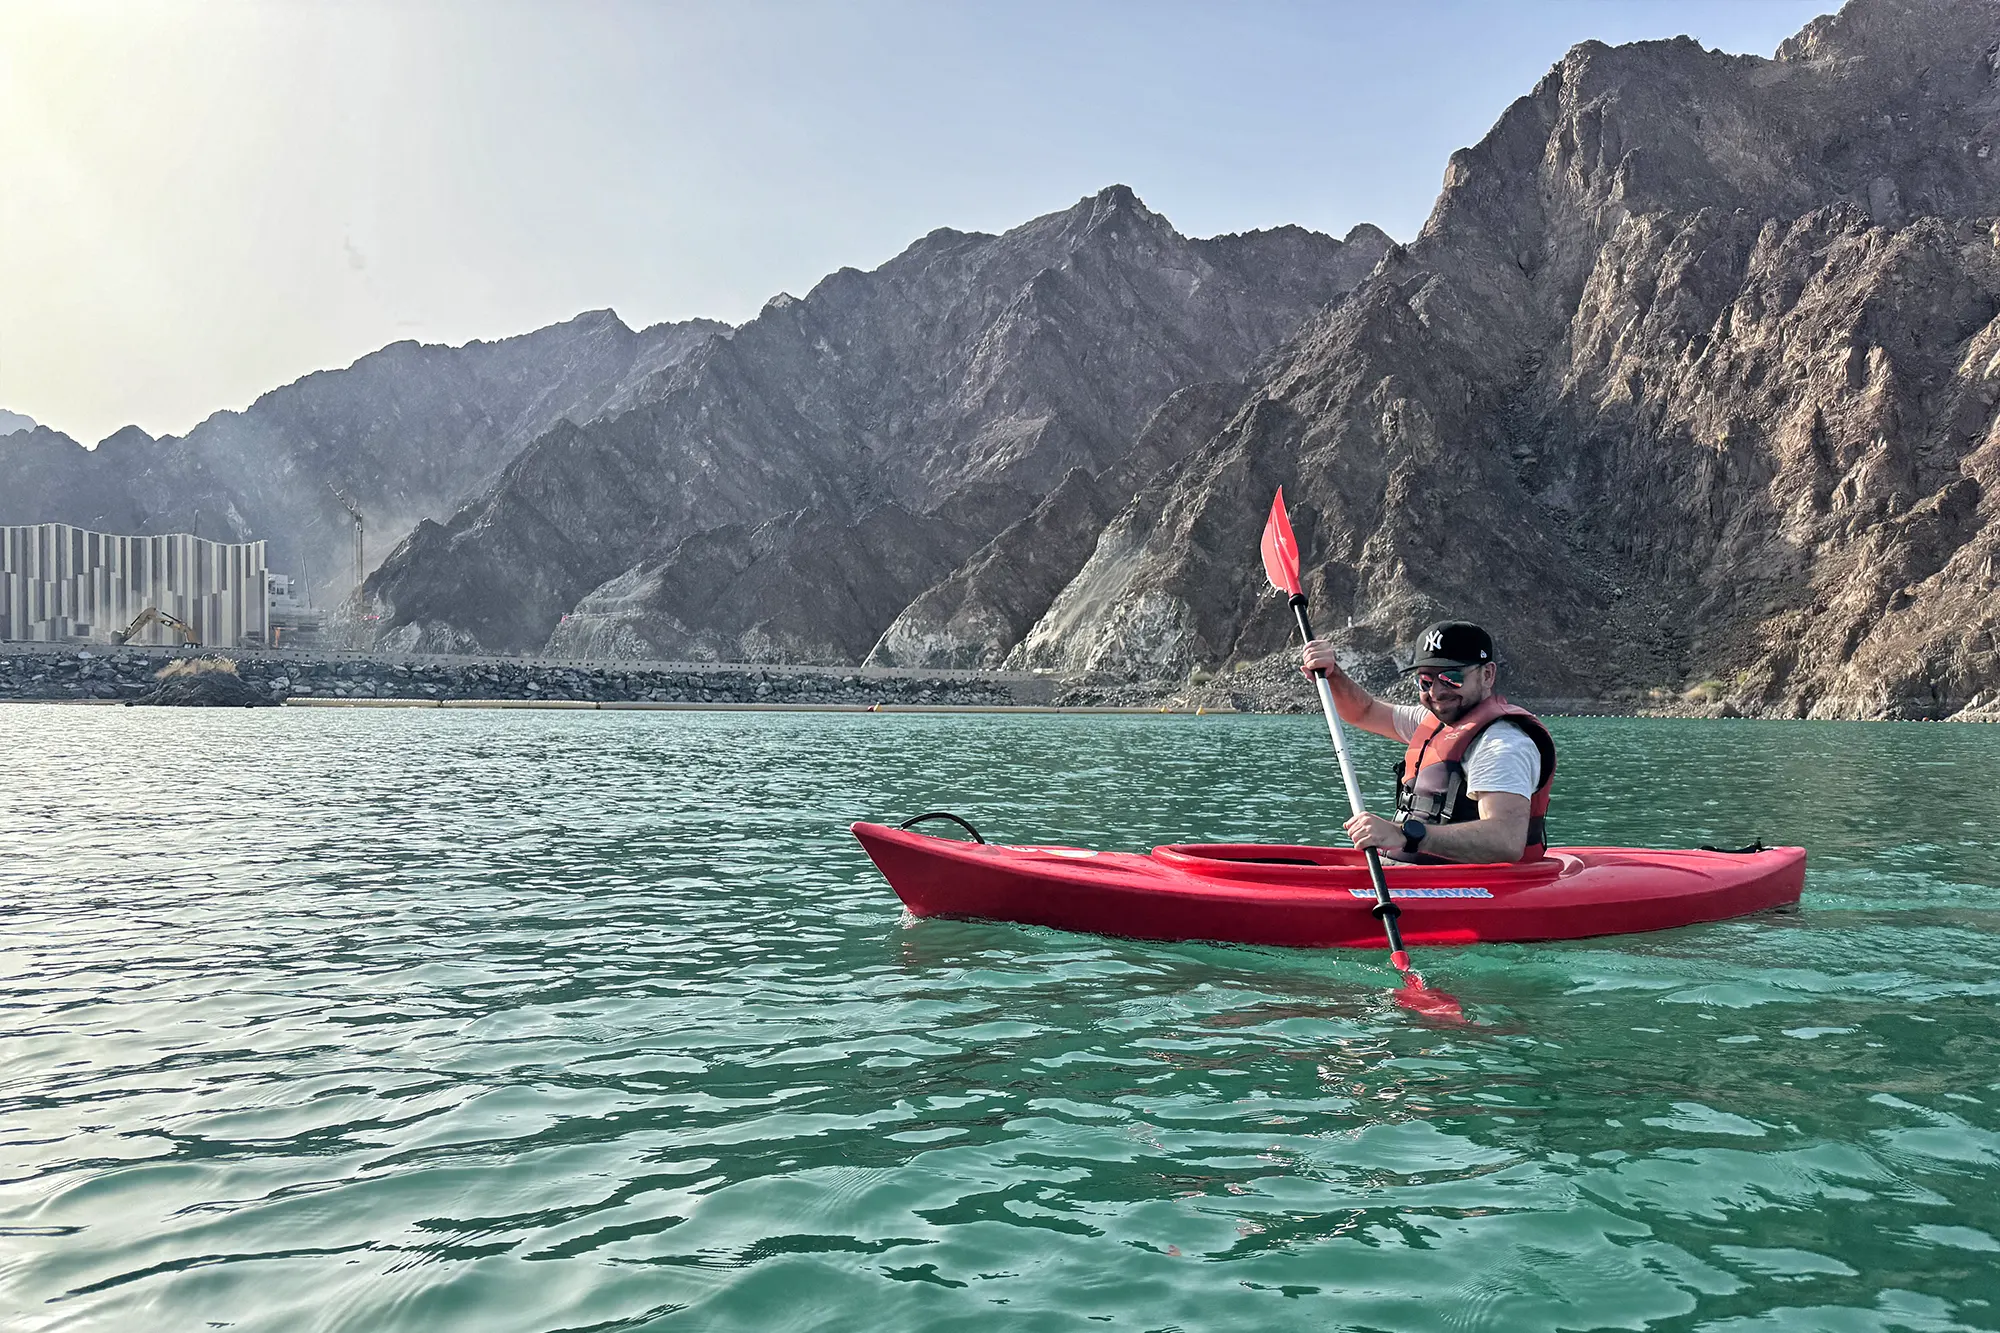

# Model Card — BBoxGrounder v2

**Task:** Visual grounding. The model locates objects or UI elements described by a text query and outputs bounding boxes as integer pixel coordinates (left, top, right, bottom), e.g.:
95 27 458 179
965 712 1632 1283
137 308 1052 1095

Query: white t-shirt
1391 704 1543 799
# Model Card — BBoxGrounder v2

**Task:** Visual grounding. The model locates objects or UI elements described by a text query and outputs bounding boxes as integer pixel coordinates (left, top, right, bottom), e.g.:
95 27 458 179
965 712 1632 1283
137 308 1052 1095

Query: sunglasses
1415 666 1478 691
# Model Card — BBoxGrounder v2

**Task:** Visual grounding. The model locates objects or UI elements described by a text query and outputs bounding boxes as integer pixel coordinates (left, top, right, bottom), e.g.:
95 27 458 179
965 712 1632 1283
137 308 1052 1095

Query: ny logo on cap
1424 629 1444 654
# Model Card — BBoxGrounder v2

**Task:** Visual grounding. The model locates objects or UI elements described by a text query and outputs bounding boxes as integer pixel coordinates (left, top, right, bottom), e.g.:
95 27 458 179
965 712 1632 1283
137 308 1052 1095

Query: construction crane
326 482 365 592
325 482 372 648
112 607 199 647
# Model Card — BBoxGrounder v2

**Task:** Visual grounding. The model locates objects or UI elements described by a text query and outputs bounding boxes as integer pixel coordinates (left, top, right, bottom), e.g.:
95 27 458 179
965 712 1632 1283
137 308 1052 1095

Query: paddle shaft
1288 595 1409 963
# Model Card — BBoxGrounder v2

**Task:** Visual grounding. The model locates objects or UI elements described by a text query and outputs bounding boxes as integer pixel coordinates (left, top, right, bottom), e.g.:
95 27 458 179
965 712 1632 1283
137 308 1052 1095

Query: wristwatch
1401 819 1428 856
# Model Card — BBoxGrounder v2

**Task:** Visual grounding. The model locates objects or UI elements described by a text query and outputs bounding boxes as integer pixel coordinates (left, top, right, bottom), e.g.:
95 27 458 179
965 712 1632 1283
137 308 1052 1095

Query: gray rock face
548 501 983 663
370 188 1388 658
0 425 159 535
1 311 725 603
1020 0 2000 719
867 381 1244 668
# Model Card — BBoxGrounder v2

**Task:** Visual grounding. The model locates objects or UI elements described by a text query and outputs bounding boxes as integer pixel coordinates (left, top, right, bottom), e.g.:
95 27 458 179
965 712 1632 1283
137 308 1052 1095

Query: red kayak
851 820 1805 948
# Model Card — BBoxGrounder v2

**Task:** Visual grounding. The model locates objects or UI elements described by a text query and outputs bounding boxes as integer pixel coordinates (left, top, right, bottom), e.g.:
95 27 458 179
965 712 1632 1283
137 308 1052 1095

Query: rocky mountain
0 408 35 437
367 188 1391 658
865 381 1245 668
1 425 162 538
1003 0 2000 720
25 0 1987 721
0 311 725 603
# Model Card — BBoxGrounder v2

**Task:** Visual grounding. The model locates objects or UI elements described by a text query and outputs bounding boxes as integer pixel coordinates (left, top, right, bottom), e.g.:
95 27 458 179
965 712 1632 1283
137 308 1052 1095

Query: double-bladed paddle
1260 489 1464 1021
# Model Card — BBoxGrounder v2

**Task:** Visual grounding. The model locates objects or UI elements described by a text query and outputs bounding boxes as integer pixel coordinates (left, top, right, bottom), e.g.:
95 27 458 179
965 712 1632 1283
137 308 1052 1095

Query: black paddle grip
1289 593 1316 647
1365 847 1407 949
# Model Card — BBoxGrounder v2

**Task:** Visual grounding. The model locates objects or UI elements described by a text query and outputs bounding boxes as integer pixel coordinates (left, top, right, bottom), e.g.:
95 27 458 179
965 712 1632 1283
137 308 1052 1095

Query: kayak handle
899 811 986 844
1698 841 1767 854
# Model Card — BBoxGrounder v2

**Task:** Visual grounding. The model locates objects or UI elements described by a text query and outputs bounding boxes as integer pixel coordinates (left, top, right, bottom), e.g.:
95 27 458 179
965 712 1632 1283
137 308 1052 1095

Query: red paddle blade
1260 489 1304 596
1392 969 1469 1023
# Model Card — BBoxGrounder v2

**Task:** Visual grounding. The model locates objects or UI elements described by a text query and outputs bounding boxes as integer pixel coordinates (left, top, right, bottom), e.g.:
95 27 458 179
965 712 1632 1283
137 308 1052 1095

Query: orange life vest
1394 694 1556 862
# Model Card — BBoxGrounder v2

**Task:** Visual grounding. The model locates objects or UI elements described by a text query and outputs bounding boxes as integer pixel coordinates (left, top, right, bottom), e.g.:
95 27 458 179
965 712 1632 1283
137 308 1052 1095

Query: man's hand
1301 638 1344 676
1344 812 1403 851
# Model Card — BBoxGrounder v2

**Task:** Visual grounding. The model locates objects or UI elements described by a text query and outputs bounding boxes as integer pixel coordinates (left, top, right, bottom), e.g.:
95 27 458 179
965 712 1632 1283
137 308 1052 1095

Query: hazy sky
3 0 1831 448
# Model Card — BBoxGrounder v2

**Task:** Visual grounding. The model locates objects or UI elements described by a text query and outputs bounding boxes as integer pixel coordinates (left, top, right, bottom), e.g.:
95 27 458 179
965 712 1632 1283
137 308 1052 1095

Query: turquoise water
0 707 1995 1331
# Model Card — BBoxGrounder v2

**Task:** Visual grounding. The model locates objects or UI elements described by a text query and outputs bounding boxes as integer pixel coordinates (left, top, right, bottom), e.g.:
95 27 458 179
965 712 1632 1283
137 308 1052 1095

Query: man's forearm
1412 817 1528 864
1320 669 1377 725
1301 639 1399 739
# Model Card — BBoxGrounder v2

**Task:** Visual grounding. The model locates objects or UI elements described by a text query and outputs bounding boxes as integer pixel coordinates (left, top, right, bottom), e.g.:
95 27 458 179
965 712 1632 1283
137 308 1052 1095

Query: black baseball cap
1406 621 1494 671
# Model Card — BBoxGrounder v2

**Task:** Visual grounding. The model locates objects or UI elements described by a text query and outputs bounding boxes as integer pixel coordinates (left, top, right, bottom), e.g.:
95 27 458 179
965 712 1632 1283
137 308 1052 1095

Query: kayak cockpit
1150 842 1568 888
1155 843 1362 869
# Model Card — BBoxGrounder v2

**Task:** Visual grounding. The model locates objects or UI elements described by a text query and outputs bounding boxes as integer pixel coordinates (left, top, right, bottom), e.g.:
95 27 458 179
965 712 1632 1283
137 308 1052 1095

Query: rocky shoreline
1056 649 2000 723
3 645 1995 721
0 648 1042 708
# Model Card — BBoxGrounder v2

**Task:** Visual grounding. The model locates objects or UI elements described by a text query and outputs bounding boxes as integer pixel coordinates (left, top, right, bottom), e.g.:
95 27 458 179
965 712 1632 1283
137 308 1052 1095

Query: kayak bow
851 822 1804 948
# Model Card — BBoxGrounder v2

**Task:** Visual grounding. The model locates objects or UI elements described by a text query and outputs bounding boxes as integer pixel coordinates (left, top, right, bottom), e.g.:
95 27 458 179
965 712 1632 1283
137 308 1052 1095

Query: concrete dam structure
0 522 270 647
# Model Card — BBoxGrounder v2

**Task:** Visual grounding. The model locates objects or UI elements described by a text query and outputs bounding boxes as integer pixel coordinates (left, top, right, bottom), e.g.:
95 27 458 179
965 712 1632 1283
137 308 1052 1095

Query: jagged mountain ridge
1 311 725 602
368 187 1390 659
865 381 1245 668
1006 0 2000 719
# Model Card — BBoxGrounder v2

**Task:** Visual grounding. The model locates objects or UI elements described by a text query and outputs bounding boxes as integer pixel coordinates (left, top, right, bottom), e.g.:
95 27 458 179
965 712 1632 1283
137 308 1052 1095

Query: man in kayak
1301 620 1556 864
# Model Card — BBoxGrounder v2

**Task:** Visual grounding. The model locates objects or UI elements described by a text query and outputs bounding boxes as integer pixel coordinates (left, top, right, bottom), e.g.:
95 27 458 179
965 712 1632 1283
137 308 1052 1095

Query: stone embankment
0 647 1043 708
15 645 1990 720
1063 650 2000 722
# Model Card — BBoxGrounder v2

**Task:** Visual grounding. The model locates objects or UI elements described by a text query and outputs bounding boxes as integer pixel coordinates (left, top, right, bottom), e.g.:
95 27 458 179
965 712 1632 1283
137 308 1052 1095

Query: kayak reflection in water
1300 620 1558 866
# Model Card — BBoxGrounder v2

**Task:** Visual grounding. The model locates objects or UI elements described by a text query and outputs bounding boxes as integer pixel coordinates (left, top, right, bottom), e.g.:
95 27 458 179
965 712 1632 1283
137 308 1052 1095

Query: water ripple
0 708 1995 1330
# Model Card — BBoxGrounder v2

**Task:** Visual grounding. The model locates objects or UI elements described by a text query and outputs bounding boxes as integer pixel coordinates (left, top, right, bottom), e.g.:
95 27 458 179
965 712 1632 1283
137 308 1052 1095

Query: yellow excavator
112 607 200 647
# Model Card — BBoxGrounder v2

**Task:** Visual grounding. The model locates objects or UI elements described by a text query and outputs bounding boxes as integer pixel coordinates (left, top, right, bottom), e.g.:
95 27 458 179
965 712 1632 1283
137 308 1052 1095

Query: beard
1425 697 1467 723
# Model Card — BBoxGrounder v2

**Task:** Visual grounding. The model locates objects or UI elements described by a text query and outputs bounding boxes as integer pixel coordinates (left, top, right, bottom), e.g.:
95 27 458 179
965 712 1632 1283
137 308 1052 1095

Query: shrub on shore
157 657 240 681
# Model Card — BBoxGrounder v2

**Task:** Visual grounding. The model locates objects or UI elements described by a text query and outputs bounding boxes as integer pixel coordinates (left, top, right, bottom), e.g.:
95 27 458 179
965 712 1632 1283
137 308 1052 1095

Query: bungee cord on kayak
897 811 986 843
